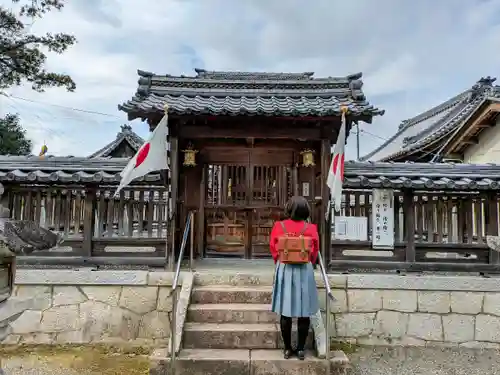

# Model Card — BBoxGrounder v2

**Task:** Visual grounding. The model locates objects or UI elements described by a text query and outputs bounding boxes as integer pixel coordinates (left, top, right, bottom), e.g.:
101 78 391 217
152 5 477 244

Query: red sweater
269 219 319 264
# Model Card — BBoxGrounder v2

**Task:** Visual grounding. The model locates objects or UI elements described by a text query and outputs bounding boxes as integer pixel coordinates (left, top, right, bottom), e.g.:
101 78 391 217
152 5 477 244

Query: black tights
279 315 310 351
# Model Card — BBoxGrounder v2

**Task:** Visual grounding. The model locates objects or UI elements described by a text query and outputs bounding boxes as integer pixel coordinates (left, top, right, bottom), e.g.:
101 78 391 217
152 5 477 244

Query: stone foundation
1 269 190 346
319 274 500 349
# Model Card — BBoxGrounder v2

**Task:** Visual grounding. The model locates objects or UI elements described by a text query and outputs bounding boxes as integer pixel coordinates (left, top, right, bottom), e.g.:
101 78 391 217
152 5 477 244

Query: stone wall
1 269 189 346
319 274 500 349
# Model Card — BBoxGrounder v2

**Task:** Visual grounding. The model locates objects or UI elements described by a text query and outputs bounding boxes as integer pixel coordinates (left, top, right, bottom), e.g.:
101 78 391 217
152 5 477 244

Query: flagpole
162 103 173 270
326 106 348 221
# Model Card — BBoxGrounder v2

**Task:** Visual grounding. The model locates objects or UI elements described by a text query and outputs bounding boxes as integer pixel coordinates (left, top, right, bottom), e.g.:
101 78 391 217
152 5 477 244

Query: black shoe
284 349 294 359
297 350 305 360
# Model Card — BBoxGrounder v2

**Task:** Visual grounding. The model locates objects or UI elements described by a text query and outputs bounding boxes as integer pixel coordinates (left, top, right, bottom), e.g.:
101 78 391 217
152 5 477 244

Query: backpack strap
279 221 289 256
299 222 308 236
279 221 287 234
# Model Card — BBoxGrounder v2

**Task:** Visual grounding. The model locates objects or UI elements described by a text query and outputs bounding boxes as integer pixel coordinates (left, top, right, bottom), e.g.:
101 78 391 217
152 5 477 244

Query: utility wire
2 92 122 118
3 97 79 147
355 127 459 162
2 92 457 162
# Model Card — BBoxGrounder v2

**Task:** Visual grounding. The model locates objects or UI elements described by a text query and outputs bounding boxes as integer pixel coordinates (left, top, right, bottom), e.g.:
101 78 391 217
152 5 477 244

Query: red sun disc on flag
135 143 150 168
332 154 345 180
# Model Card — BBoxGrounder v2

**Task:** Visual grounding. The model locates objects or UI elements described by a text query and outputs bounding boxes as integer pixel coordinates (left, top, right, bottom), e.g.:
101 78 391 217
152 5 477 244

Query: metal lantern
300 149 315 167
182 144 198 167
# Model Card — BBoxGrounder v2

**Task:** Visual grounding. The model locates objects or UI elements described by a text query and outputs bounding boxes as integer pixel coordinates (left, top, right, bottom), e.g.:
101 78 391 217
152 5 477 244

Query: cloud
1 0 500 159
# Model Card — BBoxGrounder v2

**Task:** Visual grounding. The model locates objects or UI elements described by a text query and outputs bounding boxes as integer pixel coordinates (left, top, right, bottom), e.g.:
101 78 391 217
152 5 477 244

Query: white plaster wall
464 117 500 163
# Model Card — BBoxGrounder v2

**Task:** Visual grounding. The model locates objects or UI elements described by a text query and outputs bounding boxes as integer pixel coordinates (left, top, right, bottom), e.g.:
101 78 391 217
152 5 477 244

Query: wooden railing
330 189 500 272
6 184 172 266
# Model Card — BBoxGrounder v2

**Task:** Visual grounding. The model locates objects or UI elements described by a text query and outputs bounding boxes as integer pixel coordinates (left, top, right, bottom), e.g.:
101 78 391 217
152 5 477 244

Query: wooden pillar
82 188 96 257
320 139 331 263
403 189 415 262
197 164 206 259
169 136 179 270
485 192 499 264
292 165 299 196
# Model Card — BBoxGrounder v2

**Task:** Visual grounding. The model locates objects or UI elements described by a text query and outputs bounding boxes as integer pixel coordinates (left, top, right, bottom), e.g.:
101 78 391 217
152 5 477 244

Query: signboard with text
372 189 395 249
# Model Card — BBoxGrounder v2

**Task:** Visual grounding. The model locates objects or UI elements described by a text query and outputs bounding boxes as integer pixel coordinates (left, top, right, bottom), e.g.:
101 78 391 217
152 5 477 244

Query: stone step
187 304 278 323
183 323 314 350
191 285 272 304
194 272 275 287
150 348 349 375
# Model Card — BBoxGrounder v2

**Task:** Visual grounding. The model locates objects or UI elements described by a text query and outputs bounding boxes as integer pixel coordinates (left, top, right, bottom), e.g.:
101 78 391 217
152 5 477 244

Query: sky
1 0 500 160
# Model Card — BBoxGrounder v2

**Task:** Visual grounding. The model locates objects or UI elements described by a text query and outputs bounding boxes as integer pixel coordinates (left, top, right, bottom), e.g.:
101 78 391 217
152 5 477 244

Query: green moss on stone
330 340 358 354
0 344 152 375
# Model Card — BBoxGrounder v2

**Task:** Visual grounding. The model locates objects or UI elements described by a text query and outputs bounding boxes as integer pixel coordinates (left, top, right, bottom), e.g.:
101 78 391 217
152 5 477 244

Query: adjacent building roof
118 68 384 120
361 77 500 162
0 156 162 184
88 125 144 158
1 156 500 190
343 161 500 190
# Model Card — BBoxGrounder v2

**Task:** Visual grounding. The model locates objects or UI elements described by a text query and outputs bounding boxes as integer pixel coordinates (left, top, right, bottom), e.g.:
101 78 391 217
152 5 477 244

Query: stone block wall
318 274 500 349
1 269 188 346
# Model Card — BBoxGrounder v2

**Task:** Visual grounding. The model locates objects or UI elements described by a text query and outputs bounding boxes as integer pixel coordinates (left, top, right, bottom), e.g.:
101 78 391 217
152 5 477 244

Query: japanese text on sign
372 189 394 249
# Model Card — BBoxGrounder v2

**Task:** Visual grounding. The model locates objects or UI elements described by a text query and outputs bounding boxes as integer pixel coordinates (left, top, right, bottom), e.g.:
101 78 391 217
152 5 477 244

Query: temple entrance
204 150 294 258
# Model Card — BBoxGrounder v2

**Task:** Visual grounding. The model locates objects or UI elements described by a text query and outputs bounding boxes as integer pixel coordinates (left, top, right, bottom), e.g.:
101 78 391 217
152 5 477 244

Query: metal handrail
318 250 335 374
170 210 195 375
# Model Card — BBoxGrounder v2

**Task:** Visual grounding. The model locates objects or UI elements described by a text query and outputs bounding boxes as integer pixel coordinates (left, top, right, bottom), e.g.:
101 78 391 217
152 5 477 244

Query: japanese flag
114 107 169 197
326 107 347 214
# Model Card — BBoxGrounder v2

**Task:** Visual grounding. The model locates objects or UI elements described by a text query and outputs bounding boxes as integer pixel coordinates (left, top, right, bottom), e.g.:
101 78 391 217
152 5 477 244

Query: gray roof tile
0 156 500 190
362 77 500 161
118 69 384 119
88 124 145 158
343 160 500 190
0 156 162 184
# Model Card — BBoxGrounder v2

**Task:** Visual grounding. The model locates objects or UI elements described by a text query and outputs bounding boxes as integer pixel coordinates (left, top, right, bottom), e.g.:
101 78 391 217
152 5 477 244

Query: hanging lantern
182 144 198 167
300 149 315 167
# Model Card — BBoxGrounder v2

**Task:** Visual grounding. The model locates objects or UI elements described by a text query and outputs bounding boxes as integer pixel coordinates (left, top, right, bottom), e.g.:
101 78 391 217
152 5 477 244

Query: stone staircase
150 272 349 375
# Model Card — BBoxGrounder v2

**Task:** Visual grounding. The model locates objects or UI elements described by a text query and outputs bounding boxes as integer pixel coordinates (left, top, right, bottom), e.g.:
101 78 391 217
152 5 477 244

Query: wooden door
204 149 294 258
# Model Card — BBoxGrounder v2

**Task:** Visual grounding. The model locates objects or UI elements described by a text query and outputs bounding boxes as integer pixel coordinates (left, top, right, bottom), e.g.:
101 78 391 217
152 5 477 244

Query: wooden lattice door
204 150 294 258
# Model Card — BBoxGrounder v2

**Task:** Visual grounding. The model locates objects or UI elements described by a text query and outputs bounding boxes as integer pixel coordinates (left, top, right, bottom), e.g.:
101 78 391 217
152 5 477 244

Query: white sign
302 182 310 197
332 216 368 241
372 189 395 249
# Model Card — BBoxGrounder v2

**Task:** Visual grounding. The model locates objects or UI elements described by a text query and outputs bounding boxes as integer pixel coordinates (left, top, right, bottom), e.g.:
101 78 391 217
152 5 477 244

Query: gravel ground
350 346 500 375
0 345 150 375
2 344 499 374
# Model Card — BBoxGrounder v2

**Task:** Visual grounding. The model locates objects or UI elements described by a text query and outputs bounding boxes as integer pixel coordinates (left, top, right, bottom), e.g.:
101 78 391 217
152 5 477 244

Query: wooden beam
477 123 494 128
320 139 331 262
168 136 179 270
178 125 322 139
446 102 500 154
462 137 479 145
403 189 415 262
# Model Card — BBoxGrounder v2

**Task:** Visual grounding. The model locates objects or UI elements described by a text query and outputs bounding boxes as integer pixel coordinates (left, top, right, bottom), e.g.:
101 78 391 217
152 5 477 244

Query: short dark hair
284 196 311 221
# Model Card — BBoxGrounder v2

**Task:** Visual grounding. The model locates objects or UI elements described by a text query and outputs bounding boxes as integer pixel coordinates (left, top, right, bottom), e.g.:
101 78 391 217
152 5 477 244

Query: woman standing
270 196 320 360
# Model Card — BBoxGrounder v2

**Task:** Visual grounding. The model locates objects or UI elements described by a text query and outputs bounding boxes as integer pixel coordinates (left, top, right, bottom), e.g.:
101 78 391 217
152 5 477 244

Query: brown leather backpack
276 222 312 264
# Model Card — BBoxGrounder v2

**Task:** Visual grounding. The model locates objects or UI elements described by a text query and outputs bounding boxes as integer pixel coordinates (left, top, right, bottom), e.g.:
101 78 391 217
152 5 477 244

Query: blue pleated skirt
271 261 319 318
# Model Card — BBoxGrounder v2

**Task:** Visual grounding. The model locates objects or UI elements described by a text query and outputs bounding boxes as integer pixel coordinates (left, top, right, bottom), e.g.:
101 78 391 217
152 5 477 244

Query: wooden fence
6 184 172 266
330 189 500 272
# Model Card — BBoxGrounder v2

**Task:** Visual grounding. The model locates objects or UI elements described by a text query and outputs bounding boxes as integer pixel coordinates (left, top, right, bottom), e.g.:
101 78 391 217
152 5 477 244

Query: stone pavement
350 346 500 375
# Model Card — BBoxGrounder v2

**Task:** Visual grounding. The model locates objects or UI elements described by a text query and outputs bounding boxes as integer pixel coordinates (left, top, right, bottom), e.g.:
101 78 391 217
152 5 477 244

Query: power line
2 93 122 118
356 127 455 162
3 97 78 145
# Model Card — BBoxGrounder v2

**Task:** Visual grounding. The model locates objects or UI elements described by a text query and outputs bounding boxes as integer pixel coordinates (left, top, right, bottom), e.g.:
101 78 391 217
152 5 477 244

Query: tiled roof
1 156 500 190
88 125 144 158
118 69 384 119
342 161 500 190
361 77 500 161
0 156 162 184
